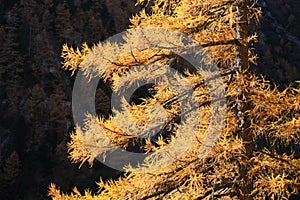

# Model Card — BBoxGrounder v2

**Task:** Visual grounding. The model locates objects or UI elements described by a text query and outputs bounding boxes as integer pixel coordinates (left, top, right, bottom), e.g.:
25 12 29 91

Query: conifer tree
0 5 24 114
24 84 47 148
0 151 21 199
55 2 76 44
48 88 71 142
33 29 57 74
49 0 300 199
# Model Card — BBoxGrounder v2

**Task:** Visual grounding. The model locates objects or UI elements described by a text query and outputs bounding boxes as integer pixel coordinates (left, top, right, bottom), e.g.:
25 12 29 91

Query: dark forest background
0 0 299 199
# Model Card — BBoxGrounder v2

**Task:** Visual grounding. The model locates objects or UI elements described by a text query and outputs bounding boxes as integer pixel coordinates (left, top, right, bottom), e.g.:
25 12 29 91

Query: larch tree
49 0 299 199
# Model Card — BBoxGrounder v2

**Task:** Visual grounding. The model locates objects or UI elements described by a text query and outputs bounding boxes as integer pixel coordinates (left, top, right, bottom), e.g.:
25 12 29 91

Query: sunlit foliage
49 0 299 199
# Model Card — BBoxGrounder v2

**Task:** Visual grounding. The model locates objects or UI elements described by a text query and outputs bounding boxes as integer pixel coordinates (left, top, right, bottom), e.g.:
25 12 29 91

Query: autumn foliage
49 0 299 199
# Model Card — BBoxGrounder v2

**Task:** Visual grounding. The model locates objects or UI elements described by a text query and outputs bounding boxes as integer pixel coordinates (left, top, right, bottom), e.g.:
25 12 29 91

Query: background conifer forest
0 0 299 199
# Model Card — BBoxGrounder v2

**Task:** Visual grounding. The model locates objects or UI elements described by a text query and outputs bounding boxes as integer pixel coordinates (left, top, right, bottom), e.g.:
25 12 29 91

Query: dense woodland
0 0 299 199
0 0 139 199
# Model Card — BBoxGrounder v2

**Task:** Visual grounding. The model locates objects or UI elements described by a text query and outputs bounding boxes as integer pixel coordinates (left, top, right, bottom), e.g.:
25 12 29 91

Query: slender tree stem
235 0 254 199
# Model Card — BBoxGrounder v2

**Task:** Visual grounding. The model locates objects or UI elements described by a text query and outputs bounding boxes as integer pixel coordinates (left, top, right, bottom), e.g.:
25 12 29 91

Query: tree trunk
235 0 253 199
